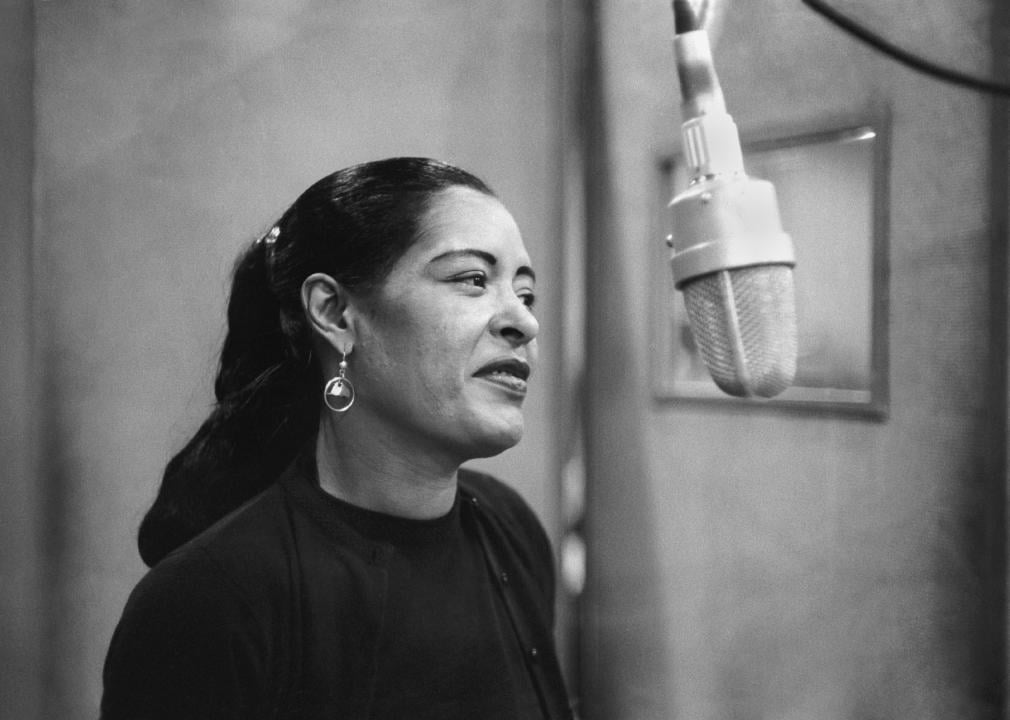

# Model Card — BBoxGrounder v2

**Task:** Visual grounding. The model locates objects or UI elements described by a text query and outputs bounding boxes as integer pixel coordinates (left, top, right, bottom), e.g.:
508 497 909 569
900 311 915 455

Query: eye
519 291 536 310
455 272 487 289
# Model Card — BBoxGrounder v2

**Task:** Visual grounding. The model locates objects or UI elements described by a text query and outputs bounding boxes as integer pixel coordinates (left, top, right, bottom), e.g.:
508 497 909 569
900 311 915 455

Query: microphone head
669 173 798 399
681 264 797 398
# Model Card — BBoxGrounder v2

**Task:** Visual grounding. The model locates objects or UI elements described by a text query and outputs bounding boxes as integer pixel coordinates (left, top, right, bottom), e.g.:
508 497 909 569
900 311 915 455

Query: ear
301 273 356 355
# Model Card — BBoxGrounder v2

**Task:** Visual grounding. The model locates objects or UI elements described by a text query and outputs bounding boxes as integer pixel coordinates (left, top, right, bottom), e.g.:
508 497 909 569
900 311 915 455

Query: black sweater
101 453 572 720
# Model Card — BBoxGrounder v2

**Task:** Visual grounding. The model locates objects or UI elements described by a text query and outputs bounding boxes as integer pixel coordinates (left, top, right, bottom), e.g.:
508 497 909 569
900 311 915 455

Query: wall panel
0 0 40 718
583 1 1001 718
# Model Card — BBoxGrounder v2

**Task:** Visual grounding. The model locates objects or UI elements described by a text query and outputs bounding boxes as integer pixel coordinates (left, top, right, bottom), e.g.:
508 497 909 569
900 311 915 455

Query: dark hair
138 157 495 566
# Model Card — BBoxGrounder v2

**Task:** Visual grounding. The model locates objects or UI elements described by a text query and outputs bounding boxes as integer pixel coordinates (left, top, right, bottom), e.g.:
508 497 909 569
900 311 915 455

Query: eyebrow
429 249 536 282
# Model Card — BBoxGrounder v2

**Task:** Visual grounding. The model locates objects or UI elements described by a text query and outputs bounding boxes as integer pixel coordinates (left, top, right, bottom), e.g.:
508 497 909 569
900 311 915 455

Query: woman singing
100 157 573 720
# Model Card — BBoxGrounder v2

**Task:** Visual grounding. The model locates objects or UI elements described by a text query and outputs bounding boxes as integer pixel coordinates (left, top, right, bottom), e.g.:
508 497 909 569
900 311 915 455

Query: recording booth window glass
651 124 889 417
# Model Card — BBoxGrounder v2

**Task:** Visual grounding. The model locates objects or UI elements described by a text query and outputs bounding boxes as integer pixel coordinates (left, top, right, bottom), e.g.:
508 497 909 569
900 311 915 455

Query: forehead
413 187 529 262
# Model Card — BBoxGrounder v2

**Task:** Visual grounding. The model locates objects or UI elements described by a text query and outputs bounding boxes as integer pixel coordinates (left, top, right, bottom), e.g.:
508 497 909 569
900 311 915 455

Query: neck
314 411 460 520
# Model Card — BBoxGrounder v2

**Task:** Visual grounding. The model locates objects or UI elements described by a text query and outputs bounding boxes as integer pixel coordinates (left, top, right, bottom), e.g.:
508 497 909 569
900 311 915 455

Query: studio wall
30 3 564 717
582 0 1003 718
0 0 41 717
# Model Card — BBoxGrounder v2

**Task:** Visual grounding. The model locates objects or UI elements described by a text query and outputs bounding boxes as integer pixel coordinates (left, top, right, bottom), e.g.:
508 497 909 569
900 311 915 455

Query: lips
474 357 531 394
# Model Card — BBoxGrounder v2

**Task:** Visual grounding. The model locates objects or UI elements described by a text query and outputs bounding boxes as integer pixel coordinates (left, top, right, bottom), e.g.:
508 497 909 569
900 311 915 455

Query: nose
494 291 539 346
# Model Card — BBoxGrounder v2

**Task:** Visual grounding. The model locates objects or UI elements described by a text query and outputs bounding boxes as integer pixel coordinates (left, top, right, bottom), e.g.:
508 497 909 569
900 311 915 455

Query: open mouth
474 358 531 394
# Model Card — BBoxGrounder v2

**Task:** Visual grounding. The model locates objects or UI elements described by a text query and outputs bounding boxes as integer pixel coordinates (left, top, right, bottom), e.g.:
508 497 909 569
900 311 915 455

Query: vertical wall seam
29 1 59 716
991 0 1010 709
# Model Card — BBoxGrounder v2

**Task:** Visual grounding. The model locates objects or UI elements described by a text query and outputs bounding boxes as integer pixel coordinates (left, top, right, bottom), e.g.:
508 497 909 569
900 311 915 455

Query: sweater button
470 496 480 508
499 570 510 586
528 646 540 662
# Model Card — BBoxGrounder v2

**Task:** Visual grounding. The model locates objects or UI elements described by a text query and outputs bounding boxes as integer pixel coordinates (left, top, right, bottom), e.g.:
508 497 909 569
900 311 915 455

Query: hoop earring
323 352 355 413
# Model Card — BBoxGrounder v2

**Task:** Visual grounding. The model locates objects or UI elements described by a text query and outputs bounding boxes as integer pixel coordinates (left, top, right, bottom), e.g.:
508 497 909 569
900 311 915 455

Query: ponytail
137 237 318 566
137 157 495 566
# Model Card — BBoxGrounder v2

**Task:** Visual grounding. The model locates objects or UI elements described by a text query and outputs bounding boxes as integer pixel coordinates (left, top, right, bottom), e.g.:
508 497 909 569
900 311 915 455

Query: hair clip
258 226 280 284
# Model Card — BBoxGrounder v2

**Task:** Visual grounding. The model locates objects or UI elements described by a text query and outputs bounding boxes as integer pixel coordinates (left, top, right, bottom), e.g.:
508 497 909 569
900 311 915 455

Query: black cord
801 0 1010 97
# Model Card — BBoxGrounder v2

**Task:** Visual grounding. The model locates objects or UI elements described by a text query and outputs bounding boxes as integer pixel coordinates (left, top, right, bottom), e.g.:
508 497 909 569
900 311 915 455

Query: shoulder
134 481 297 626
458 468 560 635
114 542 260 648
102 485 297 718
458 469 546 537
458 468 554 577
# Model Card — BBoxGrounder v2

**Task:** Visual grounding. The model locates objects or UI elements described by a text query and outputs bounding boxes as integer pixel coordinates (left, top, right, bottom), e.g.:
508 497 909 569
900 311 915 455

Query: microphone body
669 21 798 398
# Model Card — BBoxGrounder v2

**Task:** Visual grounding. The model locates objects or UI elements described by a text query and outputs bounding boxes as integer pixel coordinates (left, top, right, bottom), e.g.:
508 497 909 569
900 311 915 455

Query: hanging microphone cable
801 0 1010 97
666 0 798 398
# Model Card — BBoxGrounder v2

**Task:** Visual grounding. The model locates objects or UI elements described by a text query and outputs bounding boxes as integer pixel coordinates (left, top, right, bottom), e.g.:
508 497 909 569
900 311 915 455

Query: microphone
667 0 798 398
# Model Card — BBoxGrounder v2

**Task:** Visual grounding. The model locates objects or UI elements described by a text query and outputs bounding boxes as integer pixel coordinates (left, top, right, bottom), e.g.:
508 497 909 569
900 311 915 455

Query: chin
463 419 525 460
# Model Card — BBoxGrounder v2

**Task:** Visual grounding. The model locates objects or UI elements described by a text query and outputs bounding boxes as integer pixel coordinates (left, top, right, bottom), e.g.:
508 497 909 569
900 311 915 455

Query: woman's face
347 186 539 462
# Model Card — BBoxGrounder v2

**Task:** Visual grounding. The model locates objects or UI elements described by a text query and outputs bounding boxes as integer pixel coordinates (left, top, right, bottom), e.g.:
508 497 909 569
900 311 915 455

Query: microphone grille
682 265 797 398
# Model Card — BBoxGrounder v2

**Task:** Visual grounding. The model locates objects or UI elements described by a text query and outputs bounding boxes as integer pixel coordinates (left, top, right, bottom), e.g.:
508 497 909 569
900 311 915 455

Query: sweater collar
280 443 462 550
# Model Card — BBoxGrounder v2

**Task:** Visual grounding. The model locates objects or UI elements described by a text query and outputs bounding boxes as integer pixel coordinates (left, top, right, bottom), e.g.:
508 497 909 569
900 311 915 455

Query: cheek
527 338 540 368
363 313 471 397
413 321 473 394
